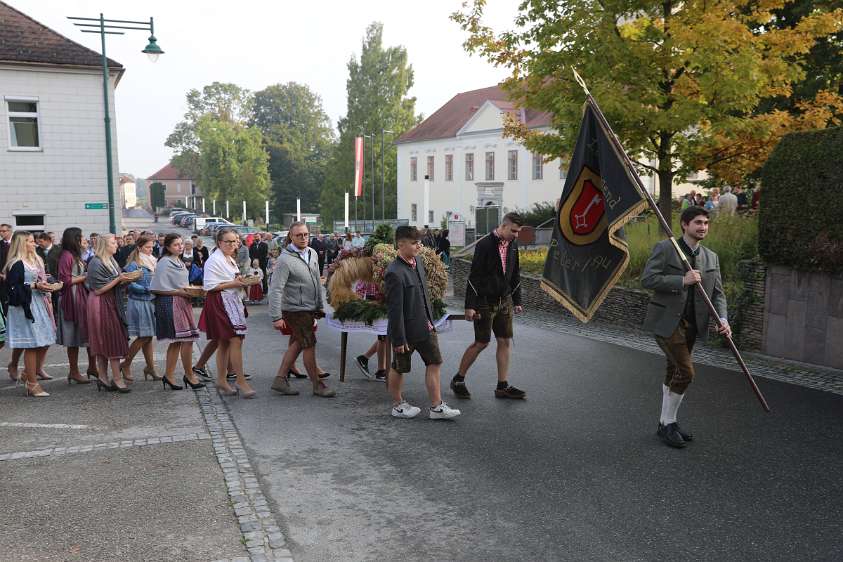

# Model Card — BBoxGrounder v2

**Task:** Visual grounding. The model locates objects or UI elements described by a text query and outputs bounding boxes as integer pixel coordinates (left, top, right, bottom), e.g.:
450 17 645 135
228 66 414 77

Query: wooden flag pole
571 68 770 412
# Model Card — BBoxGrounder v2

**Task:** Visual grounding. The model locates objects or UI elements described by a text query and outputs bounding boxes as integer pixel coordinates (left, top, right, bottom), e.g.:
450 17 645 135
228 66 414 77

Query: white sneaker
429 401 461 420
391 401 421 419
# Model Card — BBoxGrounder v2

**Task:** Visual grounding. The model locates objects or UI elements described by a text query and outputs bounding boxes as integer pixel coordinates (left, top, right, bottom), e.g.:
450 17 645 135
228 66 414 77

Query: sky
9 0 522 178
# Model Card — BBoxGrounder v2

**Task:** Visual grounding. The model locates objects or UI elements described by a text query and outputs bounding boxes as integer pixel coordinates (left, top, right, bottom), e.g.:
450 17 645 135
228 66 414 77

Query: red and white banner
354 136 364 197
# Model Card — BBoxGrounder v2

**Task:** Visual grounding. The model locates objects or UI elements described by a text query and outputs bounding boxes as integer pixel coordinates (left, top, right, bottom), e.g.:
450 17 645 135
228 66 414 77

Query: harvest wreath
326 243 448 325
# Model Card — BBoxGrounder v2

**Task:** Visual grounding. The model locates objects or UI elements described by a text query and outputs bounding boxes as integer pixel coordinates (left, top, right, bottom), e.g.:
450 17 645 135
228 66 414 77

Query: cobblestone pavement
445 296 843 396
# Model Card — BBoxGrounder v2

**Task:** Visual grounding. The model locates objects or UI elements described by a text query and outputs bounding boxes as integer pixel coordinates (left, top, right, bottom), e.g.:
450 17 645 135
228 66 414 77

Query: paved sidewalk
445 296 843 396
0 341 289 562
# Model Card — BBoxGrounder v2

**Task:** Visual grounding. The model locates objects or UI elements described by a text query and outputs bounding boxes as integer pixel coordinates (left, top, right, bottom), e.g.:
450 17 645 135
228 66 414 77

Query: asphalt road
139 216 843 561
221 305 843 562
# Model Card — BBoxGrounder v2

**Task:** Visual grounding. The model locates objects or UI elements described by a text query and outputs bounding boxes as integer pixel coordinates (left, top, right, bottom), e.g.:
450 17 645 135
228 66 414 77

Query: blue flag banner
541 100 648 321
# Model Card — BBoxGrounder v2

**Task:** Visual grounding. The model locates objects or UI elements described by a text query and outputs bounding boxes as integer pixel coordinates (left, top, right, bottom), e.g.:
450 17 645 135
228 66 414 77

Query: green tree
166 82 254 180
252 82 334 222
321 22 421 227
195 115 270 221
453 0 843 223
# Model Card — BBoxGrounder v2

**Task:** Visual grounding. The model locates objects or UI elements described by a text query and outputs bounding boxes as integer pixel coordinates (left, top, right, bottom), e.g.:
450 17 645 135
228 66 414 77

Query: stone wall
451 257 770 351
763 266 843 369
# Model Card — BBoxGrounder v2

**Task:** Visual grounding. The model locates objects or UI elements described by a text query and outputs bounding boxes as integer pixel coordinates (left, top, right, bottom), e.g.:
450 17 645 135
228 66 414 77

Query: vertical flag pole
344 192 349 231
570 68 769 412
296 198 301 222
265 200 270 227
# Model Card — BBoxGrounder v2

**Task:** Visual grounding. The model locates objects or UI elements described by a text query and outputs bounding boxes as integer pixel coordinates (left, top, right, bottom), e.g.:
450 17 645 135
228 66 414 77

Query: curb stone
194 386 294 562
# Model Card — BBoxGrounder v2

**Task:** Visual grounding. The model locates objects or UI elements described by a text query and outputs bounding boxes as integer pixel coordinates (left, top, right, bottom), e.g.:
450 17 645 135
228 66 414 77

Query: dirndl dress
7 263 56 349
199 290 247 341
155 295 199 342
87 291 129 359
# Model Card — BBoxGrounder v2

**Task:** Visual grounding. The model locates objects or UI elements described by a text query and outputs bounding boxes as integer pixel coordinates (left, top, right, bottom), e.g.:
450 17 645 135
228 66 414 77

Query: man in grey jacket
641 206 731 449
268 221 335 398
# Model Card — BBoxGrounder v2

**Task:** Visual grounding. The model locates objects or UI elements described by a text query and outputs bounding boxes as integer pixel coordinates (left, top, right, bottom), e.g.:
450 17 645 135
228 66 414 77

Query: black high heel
112 382 131 394
162 376 184 390
288 369 308 379
95 379 111 392
182 376 206 390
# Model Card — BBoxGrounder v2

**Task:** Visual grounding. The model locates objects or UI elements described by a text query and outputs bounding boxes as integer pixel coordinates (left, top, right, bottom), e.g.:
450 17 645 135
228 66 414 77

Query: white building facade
396 87 565 230
0 2 122 235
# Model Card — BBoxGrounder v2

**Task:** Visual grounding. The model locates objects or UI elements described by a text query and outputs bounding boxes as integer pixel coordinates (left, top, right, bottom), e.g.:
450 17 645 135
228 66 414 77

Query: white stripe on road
0 422 92 430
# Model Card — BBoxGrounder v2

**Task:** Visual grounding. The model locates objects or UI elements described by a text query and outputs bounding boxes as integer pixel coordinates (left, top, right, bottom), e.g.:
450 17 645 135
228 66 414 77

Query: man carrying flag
641 206 730 449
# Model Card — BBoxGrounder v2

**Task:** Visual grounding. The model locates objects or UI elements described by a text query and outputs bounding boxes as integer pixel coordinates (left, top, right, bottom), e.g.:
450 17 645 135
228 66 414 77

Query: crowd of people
680 185 760 216
0 204 727 443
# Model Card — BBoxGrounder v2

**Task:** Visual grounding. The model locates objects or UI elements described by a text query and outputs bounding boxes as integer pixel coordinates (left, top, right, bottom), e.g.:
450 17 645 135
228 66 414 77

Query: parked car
231 225 259 235
171 211 192 224
194 216 232 234
176 214 196 227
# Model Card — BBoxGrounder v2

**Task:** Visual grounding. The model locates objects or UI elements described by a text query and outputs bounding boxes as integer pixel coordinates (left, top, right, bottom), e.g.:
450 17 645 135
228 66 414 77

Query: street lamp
68 14 164 235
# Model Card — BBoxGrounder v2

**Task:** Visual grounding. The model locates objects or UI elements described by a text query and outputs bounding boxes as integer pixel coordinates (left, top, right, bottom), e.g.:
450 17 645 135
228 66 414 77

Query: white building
0 1 122 234
396 85 565 230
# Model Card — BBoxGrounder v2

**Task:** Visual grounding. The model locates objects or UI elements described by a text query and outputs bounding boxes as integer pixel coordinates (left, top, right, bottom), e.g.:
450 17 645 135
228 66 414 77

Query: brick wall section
452 257 770 350
451 257 651 330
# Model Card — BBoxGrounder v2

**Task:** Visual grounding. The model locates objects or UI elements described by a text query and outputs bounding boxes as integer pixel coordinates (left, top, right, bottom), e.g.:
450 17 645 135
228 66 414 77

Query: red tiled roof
148 162 191 181
0 1 122 69
396 85 551 144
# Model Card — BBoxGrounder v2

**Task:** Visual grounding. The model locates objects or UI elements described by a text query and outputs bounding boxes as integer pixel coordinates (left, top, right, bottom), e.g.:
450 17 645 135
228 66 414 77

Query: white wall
397 130 565 228
0 64 120 235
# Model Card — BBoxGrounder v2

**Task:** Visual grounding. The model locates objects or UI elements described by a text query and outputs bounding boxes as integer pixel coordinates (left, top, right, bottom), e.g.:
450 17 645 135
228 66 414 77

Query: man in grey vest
641 206 731 448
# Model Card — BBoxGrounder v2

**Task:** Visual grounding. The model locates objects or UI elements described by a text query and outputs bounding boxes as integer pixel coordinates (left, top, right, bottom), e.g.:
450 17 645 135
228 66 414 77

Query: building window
428 210 434 224
14 214 45 228
176 183 182 193
559 160 568 180
532 153 544 180
426 156 434 181
6 99 40 149
465 153 474 181
445 154 453 181
485 152 495 181
411 203 418 222
508 150 518 181
410 157 417 181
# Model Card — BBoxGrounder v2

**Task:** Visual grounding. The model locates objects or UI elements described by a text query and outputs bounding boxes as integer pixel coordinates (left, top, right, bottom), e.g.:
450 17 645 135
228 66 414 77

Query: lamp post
381 129 394 221
68 14 164 235
361 133 374 223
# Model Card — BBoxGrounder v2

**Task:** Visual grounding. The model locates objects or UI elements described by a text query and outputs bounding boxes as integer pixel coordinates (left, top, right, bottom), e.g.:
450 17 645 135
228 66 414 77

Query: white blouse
203 250 240 295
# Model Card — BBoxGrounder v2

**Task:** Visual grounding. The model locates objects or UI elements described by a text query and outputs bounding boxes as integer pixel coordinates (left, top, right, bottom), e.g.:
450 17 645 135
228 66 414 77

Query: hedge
758 126 843 273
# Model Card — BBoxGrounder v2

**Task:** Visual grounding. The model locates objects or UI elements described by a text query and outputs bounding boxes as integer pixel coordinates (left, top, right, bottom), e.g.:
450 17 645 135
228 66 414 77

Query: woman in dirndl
121 234 160 382
86 234 132 393
4 231 59 397
150 233 204 391
56 227 97 384
199 227 254 398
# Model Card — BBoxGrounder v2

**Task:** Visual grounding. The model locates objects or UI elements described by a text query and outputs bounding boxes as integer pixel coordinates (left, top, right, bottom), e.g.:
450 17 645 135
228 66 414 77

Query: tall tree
320 22 420 228
252 83 334 222
453 0 843 222
166 82 254 179
195 115 270 222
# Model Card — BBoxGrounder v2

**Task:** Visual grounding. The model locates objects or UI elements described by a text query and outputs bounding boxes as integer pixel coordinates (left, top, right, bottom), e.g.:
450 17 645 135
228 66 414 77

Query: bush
516 201 557 227
759 126 843 273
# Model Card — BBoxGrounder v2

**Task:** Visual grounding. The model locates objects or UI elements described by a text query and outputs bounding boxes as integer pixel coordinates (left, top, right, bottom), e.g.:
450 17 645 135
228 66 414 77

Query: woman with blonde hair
86 234 133 392
4 231 59 397
121 234 159 381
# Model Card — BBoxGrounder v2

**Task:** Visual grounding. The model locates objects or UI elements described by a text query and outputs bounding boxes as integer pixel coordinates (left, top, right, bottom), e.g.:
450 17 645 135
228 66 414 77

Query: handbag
189 263 204 285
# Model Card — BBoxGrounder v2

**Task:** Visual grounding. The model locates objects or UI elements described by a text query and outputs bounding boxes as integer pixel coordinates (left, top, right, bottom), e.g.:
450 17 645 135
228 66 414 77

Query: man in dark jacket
250 233 270 292
451 212 526 400
0 224 13 313
384 226 460 420
35 232 62 279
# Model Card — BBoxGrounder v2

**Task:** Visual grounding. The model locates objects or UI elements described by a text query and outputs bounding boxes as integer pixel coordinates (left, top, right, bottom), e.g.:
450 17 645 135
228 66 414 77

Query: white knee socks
660 385 685 425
